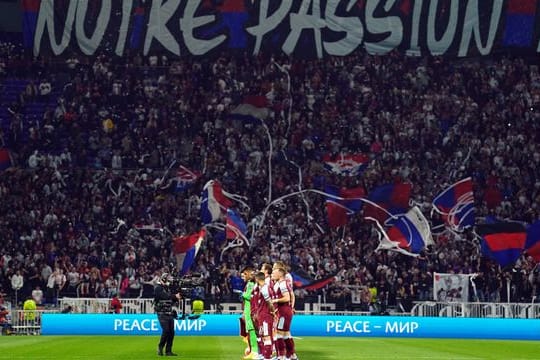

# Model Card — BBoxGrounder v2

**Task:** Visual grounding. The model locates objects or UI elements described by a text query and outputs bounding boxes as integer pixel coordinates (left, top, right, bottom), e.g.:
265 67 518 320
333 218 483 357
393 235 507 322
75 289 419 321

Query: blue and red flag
525 220 540 263
0 149 12 171
324 185 365 228
291 271 337 291
21 0 40 49
226 209 247 241
322 153 369 177
363 183 412 224
230 95 270 122
174 165 201 193
503 0 537 47
173 229 206 275
372 206 434 257
477 222 527 268
432 177 475 232
200 180 234 224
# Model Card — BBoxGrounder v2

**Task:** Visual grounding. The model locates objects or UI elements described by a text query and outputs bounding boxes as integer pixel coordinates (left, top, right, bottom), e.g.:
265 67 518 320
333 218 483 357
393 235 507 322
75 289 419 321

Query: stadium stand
0 33 539 317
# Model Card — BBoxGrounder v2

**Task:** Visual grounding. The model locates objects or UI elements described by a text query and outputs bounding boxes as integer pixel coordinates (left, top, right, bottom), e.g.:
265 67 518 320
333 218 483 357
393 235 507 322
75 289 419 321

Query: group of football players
240 261 299 360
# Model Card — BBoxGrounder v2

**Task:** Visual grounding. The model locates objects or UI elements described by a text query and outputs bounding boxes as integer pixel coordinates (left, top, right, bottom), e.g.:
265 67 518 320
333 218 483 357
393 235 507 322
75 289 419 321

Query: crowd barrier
411 302 540 318
3 310 58 335
58 298 540 319
57 298 377 315
41 313 540 340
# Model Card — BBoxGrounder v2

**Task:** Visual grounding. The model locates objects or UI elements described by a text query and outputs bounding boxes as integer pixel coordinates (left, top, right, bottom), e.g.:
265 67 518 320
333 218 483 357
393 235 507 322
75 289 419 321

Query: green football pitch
0 336 539 360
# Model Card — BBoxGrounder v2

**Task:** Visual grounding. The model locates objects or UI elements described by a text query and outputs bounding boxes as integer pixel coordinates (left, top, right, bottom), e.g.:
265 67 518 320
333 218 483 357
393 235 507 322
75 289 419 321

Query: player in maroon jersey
260 262 276 356
272 262 298 360
254 271 275 360
260 263 273 286
271 266 298 360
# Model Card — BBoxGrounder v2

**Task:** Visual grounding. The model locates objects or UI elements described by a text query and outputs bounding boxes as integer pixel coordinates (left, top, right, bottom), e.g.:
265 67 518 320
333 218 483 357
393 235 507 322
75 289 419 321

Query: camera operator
154 273 181 356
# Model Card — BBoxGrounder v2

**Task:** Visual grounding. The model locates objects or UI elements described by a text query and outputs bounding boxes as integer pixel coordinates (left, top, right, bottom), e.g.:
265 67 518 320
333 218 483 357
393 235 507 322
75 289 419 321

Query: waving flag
230 95 269 122
432 177 475 232
291 270 337 291
525 220 540 262
0 149 12 171
325 185 365 227
322 153 369 177
219 209 251 260
200 180 233 224
363 183 412 223
173 229 206 275
174 165 201 192
226 209 248 241
477 222 526 267
371 206 434 257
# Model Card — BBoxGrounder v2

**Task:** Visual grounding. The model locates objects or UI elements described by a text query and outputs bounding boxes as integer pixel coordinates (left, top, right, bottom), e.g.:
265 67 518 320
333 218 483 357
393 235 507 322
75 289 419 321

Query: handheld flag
477 222 526 267
291 270 337 291
230 95 269 122
174 165 201 192
432 177 475 232
370 206 434 257
525 220 540 263
200 180 233 224
324 185 365 227
173 229 206 275
226 209 248 240
322 153 369 177
363 183 412 223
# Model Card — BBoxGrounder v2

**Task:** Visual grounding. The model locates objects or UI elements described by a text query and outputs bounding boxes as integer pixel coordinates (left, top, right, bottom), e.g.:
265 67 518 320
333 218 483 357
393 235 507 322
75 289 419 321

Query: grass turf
0 336 539 360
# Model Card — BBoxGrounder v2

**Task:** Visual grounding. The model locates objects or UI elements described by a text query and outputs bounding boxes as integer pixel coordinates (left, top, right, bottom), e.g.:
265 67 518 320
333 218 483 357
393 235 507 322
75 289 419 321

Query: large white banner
24 0 532 59
433 273 471 302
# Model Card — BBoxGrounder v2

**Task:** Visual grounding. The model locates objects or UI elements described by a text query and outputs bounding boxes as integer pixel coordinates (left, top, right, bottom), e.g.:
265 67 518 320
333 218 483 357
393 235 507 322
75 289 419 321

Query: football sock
262 339 273 359
275 336 286 357
284 336 295 357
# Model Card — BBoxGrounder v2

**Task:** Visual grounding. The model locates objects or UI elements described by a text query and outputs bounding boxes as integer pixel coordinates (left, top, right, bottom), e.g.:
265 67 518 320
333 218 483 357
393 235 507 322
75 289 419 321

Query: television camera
165 273 205 320
167 273 204 298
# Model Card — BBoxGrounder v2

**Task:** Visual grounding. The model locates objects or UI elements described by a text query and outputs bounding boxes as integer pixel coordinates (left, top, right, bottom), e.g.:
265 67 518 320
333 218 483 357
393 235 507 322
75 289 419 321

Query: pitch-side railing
411 301 540 318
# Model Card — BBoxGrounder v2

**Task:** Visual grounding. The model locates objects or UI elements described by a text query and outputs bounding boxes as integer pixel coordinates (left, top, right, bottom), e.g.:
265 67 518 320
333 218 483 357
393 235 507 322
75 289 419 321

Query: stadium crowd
1 39 540 313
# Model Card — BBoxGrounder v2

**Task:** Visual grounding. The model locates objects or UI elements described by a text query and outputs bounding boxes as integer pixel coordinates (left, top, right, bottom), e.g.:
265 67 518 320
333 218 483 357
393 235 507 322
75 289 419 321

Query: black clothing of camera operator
154 273 182 356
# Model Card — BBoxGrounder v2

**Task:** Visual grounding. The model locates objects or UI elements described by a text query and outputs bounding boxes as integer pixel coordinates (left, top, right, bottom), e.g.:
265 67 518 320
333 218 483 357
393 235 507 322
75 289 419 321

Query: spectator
0 305 12 335
38 79 51 101
31 286 43 306
110 293 122 314
10 270 23 305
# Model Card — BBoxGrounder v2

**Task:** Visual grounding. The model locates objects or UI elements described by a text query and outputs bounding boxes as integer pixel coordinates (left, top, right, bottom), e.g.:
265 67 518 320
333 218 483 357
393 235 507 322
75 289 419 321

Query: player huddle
240 261 299 360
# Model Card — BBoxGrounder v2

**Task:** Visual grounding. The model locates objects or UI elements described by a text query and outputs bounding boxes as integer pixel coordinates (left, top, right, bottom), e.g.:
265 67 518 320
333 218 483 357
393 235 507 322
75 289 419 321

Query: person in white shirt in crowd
32 286 44 306
11 270 24 305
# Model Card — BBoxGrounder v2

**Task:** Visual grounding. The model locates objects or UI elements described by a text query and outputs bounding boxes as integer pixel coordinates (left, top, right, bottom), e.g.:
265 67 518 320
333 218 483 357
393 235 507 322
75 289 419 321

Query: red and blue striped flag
477 222 527 267
324 185 365 228
363 183 412 224
525 220 540 263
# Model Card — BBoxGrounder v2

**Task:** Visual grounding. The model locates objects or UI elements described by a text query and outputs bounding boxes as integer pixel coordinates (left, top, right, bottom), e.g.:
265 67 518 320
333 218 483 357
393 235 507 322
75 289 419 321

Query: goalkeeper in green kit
240 266 259 359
